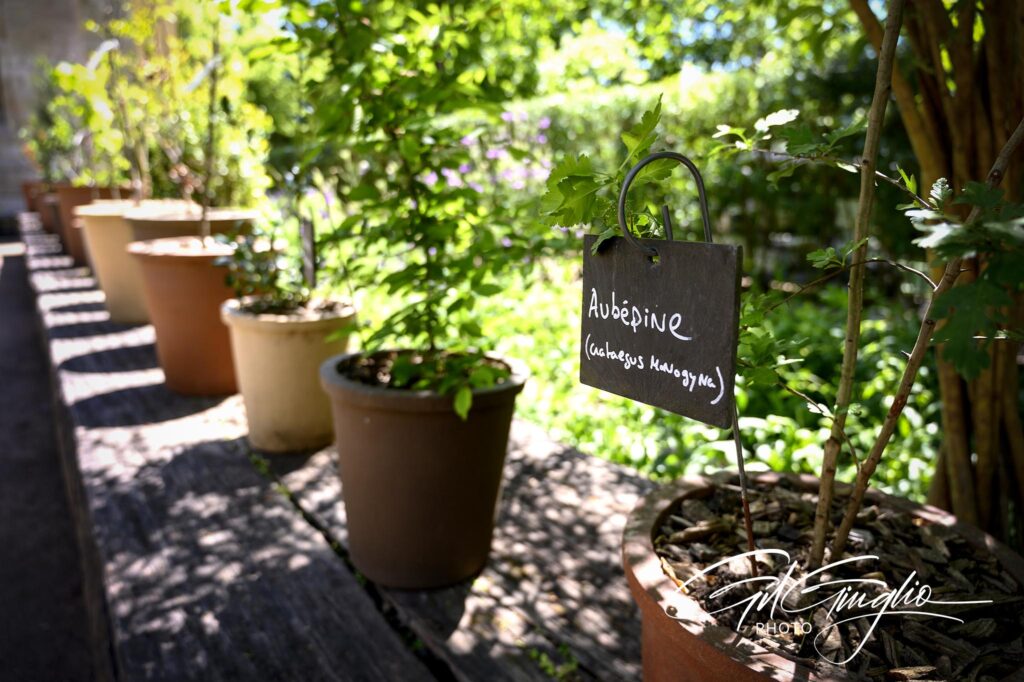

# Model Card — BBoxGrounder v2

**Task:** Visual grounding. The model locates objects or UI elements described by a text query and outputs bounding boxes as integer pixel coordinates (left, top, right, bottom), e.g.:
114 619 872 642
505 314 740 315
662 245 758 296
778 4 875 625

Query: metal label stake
581 150 757 574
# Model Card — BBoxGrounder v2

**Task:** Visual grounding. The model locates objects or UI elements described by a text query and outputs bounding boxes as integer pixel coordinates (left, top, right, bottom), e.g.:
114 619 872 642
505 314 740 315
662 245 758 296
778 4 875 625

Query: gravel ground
0 237 93 681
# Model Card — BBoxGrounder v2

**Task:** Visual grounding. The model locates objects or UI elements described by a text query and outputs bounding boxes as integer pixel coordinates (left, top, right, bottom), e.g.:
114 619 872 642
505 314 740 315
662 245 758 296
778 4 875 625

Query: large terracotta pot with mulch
623 472 1024 681
54 185 131 266
222 298 357 453
128 236 238 395
319 352 527 589
75 200 203 324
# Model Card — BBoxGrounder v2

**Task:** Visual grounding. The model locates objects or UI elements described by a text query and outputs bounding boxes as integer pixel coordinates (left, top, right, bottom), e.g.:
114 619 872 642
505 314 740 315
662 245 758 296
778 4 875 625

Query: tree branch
849 0 948 185
809 0 906 569
831 114 1024 558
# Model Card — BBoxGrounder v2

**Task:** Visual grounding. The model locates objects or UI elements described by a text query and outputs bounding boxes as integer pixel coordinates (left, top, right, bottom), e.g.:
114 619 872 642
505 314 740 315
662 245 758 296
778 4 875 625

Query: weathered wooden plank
276 415 655 681
20 216 435 682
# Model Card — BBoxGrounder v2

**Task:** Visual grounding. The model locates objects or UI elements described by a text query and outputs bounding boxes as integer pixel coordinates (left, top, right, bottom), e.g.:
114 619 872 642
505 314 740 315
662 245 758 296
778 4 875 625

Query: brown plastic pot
128 236 237 395
320 352 527 589
222 298 357 453
54 185 131 265
21 180 44 213
622 472 1024 681
39 193 60 234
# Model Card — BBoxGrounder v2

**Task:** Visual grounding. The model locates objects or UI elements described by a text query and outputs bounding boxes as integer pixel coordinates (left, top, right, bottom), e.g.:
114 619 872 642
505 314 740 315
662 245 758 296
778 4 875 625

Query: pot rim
123 206 257 223
127 236 234 260
75 199 195 219
622 471 1024 681
221 296 357 332
320 350 528 413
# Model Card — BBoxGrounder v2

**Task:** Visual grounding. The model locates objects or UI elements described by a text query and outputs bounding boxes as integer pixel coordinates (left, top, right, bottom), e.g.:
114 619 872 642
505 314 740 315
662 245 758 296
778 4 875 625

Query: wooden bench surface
20 214 652 681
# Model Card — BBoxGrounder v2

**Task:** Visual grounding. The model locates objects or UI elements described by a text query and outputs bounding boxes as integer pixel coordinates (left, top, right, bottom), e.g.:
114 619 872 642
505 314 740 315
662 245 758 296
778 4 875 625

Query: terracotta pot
222 298 357 453
20 180 44 213
54 185 131 266
39 193 60 234
622 472 1024 681
320 352 527 588
75 200 200 324
128 237 237 395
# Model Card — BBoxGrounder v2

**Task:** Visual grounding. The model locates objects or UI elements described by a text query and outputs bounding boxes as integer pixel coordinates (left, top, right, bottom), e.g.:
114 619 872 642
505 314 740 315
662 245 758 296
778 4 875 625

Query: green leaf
807 246 839 269
932 282 1011 379
621 95 662 162
754 108 799 133
777 124 820 156
825 118 867 146
475 282 502 296
929 178 953 210
913 221 959 250
954 181 1004 218
454 385 473 420
590 226 618 254
896 165 917 196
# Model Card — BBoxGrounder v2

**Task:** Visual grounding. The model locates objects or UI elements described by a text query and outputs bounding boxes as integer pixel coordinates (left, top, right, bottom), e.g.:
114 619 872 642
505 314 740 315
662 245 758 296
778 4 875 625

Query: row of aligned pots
74 200 361 454
24 187 526 593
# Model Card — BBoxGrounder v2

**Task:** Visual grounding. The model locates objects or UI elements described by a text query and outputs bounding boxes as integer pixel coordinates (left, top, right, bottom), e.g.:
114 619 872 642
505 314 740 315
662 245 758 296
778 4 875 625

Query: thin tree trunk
832 116 1024 557
808 0 906 569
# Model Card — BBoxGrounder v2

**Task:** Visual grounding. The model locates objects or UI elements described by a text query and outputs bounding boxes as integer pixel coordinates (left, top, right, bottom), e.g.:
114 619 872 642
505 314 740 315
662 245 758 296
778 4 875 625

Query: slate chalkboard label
580 234 741 429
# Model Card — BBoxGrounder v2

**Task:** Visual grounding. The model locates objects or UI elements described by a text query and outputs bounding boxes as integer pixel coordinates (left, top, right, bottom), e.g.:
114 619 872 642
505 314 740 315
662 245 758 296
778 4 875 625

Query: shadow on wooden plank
60 344 160 373
71 383 229 428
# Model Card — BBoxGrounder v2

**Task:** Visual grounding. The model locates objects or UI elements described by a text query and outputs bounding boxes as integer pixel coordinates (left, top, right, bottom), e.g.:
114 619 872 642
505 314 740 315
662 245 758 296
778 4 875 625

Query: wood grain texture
275 421 655 681
20 216 434 682
22 212 655 681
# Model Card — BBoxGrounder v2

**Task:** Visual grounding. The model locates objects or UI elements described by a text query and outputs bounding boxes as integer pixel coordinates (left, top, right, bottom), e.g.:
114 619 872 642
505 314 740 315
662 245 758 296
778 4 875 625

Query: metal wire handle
616 151 714 256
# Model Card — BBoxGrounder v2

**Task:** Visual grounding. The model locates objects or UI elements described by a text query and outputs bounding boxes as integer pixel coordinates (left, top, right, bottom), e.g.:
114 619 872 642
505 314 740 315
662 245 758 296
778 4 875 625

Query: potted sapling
218 209 356 453
300 2 528 589
544 7 1024 678
127 14 264 393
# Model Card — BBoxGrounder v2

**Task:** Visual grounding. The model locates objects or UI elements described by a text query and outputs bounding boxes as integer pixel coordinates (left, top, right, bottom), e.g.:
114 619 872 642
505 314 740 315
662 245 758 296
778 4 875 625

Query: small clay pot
20 180 44 213
54 185 131 265
320 352 527 589
622 472 1024 681
222 298 357 453
39 193 60 234
76 200 200 324
128 236 237 395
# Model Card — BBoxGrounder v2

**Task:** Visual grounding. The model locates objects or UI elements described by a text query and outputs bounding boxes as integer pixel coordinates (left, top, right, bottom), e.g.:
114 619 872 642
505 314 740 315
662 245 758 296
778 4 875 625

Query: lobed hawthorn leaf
621 95 663 162
932 282 1012 379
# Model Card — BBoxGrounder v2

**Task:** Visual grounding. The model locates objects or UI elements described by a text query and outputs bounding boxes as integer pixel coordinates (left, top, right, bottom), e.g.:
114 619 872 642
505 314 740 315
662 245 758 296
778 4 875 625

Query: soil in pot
624 474 1024 681
320 350 527 589
222 297 356 453
76 200 199 324
54 185 131 266
128 236 237 395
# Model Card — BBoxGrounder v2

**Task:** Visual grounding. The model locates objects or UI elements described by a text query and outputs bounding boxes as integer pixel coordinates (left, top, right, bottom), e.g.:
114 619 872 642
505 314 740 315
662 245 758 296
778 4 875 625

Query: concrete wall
0 0 103 217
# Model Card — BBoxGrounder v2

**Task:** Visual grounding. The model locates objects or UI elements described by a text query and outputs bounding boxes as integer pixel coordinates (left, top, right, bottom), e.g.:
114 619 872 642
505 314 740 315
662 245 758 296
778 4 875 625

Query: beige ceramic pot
222 298 357 453
76 200 195 324
128 236 237 395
